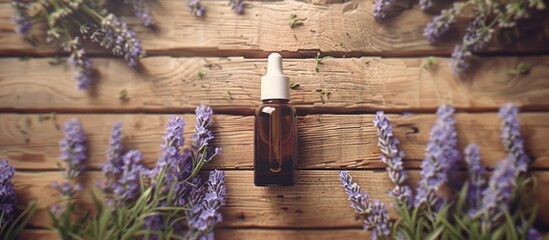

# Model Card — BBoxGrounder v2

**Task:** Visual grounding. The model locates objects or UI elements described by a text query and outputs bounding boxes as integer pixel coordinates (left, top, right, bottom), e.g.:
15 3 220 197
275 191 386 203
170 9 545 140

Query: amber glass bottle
254 53 298 186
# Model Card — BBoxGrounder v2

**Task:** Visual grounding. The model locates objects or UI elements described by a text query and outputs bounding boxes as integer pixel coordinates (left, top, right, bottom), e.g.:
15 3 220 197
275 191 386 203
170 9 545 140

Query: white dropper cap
261 53 289 100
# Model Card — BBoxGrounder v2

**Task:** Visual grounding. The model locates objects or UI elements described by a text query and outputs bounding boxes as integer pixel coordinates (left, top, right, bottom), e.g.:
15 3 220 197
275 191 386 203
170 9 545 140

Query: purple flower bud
186 170 227 239
11 0 32 36
464 144 485 210
450 45 472 75
414 105 460 208
0 160 17 226
188 0 206 17
59 119 87 178
229 0 245 14
112 150 146 207
499 103 530 173
373 111 412 206
473 155 516 228
129 0 155 26
423 7 458 43
339 171 391 240
372 0 411 21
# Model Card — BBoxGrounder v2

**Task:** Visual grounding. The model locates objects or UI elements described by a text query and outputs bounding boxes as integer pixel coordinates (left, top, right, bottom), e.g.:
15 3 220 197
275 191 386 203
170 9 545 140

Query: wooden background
1 0 549 238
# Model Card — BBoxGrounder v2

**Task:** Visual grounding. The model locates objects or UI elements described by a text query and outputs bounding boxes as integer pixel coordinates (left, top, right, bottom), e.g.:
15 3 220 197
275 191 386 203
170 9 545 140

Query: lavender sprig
190 105 222 167
372 0 411 21
11 0 31 36
229 0 245 14
373 111 412 206
63 37 93 90
0 160 16 226
112 150 146 207
464 144 485 212
499 103 530 174
186 170 227 239
414 105 460 209
59 119 87 179
423 3 465 43
98 14 145 67
474 155 516 229
187 0 206 17
103 122 124 177
339 171 391 240
125 0 155 27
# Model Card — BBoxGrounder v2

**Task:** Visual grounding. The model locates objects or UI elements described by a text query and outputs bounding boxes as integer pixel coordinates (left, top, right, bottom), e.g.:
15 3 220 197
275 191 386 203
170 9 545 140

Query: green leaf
289 81 300 89
425 226 444 240
503 209 519 240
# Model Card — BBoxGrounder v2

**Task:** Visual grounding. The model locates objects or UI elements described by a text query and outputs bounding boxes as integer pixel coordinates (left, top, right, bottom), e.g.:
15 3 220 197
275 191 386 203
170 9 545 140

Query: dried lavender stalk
373 111 412 206
339 171 391 240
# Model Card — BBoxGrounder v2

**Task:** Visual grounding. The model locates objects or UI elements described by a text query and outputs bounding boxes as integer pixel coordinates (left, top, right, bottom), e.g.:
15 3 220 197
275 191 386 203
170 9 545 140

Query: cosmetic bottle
254 53 298 186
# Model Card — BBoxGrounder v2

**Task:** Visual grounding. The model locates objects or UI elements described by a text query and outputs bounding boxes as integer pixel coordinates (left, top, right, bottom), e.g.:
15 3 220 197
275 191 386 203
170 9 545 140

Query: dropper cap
261 53 289 100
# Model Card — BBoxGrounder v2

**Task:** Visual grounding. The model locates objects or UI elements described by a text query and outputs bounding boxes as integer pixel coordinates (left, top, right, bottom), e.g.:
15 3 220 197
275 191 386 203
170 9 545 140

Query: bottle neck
262 99 289 104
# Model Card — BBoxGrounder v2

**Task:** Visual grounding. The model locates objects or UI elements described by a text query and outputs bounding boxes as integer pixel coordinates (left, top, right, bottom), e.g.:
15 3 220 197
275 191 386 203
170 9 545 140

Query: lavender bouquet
372 0 546 74
10 0 151 90
86 105 226 239
0 160 37 240
339 104 541 239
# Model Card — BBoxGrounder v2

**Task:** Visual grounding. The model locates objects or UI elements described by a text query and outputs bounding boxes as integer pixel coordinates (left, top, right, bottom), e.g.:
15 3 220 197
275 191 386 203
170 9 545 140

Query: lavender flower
229 0 245 14
474 155 516 228
372 0 411 21
423 6 459 42
186 170 227 239
188 0 206 17
112 150 146 207
0 160 16 226
149 116 186 181
339 171 391 240
373 111 412 206
419 0 432 11
52 181 82 199
11 0 32 36
126 0 155 27
499 103 530 174
463 16 492 52
450 44 472 75
526 228 542 240
64 37 93 90
59 119 87 178
190 105 222 165
414 105 460 208
464 144 485 210
89 14 145 67
102 122 124 177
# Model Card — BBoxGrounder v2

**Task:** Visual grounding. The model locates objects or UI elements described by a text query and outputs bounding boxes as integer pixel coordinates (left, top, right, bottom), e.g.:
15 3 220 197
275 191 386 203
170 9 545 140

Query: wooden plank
12 170 549 228
1 0 548 57
1 56 549 113
18 229 372 240
1 113 548 171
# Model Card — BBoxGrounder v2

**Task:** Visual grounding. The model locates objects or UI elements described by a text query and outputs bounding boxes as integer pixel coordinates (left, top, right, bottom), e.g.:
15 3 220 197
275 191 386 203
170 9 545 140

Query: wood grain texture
1 0 548 57
18 229 372 240
1 56 549 113
1 113 548 171
12 170 549 229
